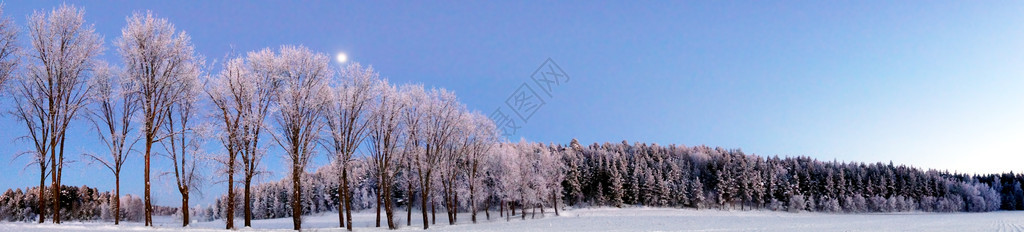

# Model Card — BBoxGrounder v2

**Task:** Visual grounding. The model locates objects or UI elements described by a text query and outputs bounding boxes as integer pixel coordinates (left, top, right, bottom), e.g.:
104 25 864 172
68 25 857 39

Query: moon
336 52 348 63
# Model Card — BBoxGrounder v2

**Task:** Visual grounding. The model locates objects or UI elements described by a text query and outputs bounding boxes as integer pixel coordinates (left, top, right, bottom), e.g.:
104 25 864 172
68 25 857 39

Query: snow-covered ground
3 207 1024 231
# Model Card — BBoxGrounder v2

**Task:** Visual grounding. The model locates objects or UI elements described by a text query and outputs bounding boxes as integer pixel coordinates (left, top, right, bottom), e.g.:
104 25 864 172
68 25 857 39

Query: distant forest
3 139 1022 224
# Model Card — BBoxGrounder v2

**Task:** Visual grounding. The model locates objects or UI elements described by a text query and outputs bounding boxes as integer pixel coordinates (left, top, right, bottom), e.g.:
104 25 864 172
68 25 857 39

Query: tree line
0 4 1014 232
0 185 176 222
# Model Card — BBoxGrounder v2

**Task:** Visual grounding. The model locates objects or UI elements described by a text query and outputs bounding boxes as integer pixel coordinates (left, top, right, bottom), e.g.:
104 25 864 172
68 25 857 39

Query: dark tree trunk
344 168 353 231
51 141 60 224
37 171 45 224
521 203 526 220
383 180 396 229
553 191 559 216
406 181 412 226
337 167 345 229
452 187 458 224
181 193 190 227
375 187 381 227
291 164 302 231
244 176 252 227
114 175 120 225
226 157 235 229
419 181 429 230
431 199 436 225
144 135 153 226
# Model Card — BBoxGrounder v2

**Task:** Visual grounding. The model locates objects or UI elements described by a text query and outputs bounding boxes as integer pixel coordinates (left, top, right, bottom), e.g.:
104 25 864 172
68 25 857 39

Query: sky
1 1 1023 206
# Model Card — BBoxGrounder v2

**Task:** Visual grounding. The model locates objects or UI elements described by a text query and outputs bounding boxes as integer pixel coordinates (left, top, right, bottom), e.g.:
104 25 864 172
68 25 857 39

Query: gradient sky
1 1 1023 206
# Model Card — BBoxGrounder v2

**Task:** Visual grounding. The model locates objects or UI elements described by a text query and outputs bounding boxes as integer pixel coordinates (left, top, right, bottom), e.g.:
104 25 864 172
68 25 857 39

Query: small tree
83 63 138 225
161 70 204 227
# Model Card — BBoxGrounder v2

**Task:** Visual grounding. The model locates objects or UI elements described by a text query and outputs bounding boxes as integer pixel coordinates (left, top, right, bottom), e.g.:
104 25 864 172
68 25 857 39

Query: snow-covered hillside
2 207 1023 231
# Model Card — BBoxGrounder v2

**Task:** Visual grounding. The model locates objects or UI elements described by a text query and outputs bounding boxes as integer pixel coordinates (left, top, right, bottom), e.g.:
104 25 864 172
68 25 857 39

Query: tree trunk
244 176 252 227
431 199 436 225
470 180 476 223
485 198 490 220
375 187 381 227
337 167 345 229
419 181 429 230
51 147 59 224
114 175 120 225
552 191 559 216
383 180 396 229
37 170 45 224
226 158 235 229
406 181 412 226
521 202 526 220
55 136 66 224
444 183 454 225
291 164 302 231
452 187 458 224
144 136 153 226
181 192 190 227
344 168 353 231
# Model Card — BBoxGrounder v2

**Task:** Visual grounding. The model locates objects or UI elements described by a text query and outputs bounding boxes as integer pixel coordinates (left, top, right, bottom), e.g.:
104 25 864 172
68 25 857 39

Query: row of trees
201 140 1003 229
0 4 513 231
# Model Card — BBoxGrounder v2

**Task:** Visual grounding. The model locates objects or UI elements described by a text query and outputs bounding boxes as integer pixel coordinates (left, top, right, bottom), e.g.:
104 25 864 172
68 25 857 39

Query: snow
2 208 1024 231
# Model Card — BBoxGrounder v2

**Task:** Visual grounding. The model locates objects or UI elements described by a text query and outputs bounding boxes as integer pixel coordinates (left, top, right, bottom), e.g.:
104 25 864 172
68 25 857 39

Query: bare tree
0 4 17 92
160 69 204 227
13 4 103 224
83 63 138 225
439 107 479 225
406 85 461 229
366 80 404 229
207 48 279 229
268 45 330 231
459 112 498 223
323 63 376 231
117 11 201 226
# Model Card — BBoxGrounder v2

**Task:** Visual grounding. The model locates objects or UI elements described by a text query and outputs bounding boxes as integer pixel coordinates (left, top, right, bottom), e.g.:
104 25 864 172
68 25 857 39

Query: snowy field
3 207 1024 231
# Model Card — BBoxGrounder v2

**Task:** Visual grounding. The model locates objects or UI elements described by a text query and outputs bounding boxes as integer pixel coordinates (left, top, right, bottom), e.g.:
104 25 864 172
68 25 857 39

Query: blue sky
1 1 1023 206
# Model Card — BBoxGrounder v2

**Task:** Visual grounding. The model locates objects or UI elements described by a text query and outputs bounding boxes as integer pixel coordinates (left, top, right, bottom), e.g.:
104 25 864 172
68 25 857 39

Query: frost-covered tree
117 11 201 226
323 63 376 230
406 85 461 229
458 112 498 222
267 45 330 231
13 4 103 223
366 80 404 229
83 63 137 225
160 68 204 227
207 48 280 228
